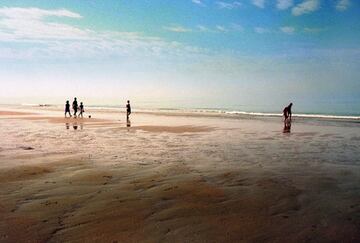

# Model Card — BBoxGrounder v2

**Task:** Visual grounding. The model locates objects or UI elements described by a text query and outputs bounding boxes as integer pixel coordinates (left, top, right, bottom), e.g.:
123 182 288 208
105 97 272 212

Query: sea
17 102 360 122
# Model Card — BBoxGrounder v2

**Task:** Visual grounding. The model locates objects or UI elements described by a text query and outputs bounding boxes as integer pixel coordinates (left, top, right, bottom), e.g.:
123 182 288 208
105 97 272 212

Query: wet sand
0 111 36 116
0 107 360 242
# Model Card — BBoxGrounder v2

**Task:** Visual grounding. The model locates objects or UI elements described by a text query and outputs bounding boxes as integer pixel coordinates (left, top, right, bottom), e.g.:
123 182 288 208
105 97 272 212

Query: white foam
225 111 360 120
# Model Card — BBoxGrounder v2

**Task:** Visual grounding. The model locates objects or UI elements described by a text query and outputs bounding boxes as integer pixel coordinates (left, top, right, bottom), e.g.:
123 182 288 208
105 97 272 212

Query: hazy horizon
1 0 359 114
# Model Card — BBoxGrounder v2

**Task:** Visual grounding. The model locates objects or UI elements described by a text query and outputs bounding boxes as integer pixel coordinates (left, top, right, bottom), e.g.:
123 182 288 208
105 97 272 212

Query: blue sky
0 0 359 113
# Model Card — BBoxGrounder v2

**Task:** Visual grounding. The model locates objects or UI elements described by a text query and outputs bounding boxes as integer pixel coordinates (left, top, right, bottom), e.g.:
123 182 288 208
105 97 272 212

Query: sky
0 0 359 113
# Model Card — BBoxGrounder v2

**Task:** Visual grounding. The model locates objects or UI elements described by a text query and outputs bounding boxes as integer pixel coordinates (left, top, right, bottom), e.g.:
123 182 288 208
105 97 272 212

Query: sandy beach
0 106 360 242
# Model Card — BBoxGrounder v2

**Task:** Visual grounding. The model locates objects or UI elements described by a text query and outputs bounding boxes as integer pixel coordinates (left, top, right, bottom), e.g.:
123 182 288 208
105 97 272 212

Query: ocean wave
19 103 360 120
21 103 53 107
142 108 360 120
225 111 360 120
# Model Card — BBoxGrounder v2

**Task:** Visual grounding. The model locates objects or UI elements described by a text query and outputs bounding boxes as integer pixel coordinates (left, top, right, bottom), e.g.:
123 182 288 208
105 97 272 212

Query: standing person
72 97 78 118
65 100 72 118
79 102 84 118
283 103 293 133
126 100 131 120
283 103 293 121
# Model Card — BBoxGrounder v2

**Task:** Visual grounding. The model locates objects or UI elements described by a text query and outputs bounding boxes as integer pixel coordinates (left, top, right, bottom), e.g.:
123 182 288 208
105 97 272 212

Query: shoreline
1 104 360 124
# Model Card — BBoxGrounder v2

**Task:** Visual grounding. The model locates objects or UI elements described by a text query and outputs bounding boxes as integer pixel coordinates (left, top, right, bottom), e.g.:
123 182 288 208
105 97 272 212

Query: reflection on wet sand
65 122 83 130
283 118 291 133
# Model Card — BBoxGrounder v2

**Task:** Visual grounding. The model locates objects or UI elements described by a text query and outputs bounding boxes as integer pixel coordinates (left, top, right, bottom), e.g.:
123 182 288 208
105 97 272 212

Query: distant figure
72 97 78 117
283 103 293 121
126 100 131 119
283 103 293 133
79 102 84 118
65 100 71 117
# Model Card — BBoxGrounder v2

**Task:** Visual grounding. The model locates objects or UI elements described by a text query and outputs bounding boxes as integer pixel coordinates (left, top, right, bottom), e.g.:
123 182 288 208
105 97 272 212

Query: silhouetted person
65 100 71 117
72 97 78 118
126 100 131 119
79 102 84 118
283 103 293 133
283 103 293 121
126 117 131 127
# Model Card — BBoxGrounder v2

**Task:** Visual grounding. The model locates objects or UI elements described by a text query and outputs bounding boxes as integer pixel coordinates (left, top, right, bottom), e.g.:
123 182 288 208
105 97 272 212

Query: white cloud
251 0 265 8
216 25 228 32
292 0 320 16
163 25 192 33
196 24 242 33
336 0 350 11
216 1 242 9
0 7 82 19
280 26 295 34
0 7 87 40
303 27 326 33
276 0 293 10
0 7 205 60
254 27 270 34
192 0 205 6
197 25 210 32
230 23 244 32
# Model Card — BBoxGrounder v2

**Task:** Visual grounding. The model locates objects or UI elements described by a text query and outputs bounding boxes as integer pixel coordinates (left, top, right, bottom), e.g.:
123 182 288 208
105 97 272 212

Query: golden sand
0 111 36 116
